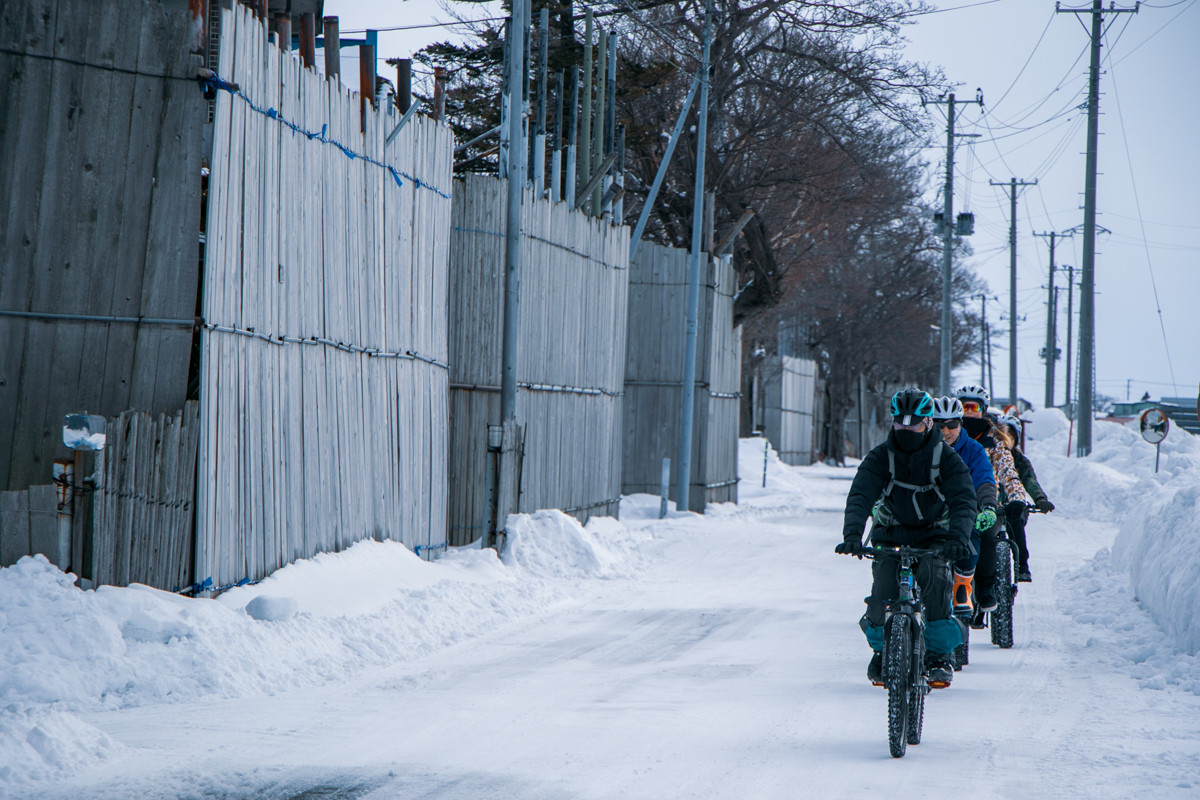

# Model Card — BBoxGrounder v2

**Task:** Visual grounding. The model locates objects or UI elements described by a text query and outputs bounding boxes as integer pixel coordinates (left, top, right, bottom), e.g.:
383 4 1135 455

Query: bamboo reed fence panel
88 402 201 590
0 0 205 492
447 175 629 546
623 243 742 511
763 354 819 466
196 6 452 590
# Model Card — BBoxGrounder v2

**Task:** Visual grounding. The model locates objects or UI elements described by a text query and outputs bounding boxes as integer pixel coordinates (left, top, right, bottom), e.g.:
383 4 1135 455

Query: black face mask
962 416 990 439
893 428 928 453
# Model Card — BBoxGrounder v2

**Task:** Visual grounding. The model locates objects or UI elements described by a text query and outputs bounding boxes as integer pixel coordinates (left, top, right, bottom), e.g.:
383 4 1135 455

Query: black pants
1005 502 1030 572
974 521 999 594
866 551 954 628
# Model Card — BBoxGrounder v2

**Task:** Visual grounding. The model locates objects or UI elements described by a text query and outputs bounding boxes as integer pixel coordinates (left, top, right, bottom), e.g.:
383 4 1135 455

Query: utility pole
1057 0 1137 454
928 91 982 395
501 0 527 421
676 0 713 512
1034 229 1072 408
1064 263 1075 414
990 177 1036 408
972 292 989 387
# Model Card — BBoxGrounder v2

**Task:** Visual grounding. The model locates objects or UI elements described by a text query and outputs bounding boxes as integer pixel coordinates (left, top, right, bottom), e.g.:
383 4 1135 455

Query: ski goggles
933 419 962 429
960 401 983 413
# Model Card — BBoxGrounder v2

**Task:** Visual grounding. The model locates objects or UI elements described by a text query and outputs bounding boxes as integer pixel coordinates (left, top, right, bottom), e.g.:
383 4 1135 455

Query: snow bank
0 513 642 789
1024 407 1200 657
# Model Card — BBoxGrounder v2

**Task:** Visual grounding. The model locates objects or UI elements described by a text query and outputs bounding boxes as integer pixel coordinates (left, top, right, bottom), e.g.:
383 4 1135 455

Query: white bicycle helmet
955 383 990 406
998 413 1022 434
931 396 964 420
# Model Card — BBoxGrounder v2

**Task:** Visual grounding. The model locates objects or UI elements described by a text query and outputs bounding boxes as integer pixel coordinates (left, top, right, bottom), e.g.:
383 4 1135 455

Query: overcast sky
324 0 1199 408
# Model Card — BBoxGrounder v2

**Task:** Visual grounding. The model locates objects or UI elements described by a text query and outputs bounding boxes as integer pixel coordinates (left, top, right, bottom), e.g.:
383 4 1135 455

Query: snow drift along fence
623 243 742 511
0 0 205 493
448 175 629 546
196 6 453 589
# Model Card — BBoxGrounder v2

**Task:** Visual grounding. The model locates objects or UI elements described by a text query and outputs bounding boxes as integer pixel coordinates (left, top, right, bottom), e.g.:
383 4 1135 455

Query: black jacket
842 428 977 548
1010 446 1049 505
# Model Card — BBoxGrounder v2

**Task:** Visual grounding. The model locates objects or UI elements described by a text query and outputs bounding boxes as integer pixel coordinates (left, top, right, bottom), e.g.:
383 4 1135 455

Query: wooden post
299 13 316 69
359 44 376 110
388 58 412 112
433 67 447 121
275 13 291 52
322 16 339 79
703 191 715 253
255 0 267 21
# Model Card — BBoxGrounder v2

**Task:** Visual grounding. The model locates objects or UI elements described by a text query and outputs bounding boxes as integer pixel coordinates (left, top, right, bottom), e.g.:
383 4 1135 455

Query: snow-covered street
3 412 1200 799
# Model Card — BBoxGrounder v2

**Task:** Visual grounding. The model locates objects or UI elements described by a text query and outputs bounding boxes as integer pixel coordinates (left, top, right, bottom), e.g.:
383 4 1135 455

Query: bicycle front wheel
885 615 912 758
991 539 1015 648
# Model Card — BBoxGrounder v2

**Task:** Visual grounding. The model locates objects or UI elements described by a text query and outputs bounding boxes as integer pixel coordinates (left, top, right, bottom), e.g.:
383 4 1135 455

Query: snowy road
27 458 1200 800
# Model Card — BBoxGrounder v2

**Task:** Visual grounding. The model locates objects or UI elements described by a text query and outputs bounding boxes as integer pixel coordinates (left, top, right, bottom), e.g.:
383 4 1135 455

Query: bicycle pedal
927 678 952 689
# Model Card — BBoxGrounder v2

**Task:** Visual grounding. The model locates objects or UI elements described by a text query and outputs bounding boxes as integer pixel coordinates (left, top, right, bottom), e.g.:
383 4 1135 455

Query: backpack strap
882 440 945 522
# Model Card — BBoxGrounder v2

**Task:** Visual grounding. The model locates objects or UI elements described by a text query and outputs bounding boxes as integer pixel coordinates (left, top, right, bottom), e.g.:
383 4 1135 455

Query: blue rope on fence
415 542 449 556
200 71 451 200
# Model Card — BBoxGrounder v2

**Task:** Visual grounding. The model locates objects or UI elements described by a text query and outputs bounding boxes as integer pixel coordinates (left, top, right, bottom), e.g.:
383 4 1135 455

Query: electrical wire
985 11 1056 116
1114 0 1200 65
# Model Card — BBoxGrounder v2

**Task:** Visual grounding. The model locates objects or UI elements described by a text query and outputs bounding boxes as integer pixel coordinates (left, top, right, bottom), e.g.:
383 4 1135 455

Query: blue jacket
952 432 994 491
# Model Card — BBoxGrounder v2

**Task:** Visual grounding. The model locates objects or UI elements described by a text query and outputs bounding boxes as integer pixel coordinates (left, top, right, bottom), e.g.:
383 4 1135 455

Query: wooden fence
0 0 205 492
762 355 819 466
90 403 200 590
195 6 453 589
447 175 629 546
623 243 742 511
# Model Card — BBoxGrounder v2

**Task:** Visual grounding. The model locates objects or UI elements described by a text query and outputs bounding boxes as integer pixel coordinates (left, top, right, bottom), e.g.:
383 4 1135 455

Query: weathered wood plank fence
623 243 742 511
0 0 205 492
761 355 820 466
447 175 629 546
195 6 453 589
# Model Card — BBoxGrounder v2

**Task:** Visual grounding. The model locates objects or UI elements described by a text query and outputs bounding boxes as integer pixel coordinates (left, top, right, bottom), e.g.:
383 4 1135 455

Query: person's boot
1016 563 1032 582
925 653 954 689
868 651 884 687
952 571 975 615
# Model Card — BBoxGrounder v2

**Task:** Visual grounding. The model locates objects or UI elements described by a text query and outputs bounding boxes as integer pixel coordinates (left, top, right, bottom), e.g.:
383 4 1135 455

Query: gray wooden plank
0 490 32 567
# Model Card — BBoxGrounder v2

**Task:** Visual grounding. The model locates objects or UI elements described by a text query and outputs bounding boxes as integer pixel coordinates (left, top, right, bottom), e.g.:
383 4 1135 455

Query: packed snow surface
1 419 1198 798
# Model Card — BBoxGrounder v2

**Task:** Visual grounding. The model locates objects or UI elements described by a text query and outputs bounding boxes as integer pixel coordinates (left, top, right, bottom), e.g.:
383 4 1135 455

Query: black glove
1036 498 1055 513
835 534 863 557
938 539 972 563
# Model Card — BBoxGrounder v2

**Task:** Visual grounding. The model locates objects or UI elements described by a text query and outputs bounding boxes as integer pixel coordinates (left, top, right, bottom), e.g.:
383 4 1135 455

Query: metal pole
629 72 701 260
579 11 593 210
614 124 625 224
533 7 548 194
565 66 578 203
499 19 512 179
551 69 563 201
592 29 607 215
660 458 670 519
501 0 527 421
676 0 713 513
939 94 955 396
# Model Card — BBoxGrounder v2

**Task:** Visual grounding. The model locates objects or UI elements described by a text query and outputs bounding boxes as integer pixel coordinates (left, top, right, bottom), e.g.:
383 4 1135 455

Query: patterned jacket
990 444 1033 507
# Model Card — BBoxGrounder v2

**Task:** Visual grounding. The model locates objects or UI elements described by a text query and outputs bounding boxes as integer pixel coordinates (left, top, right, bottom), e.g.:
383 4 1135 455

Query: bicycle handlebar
847 544 948 561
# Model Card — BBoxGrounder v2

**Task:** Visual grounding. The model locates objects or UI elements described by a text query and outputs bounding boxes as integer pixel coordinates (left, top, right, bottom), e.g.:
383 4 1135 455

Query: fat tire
885 615 911 758
991 540 1015 649
954 637 969 670
907 633 926 745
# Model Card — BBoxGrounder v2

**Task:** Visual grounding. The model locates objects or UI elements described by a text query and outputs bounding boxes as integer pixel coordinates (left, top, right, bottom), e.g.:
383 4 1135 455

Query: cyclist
836 388 977 689
954 385 1031 611
995 413 1055 582
931 396 999 615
